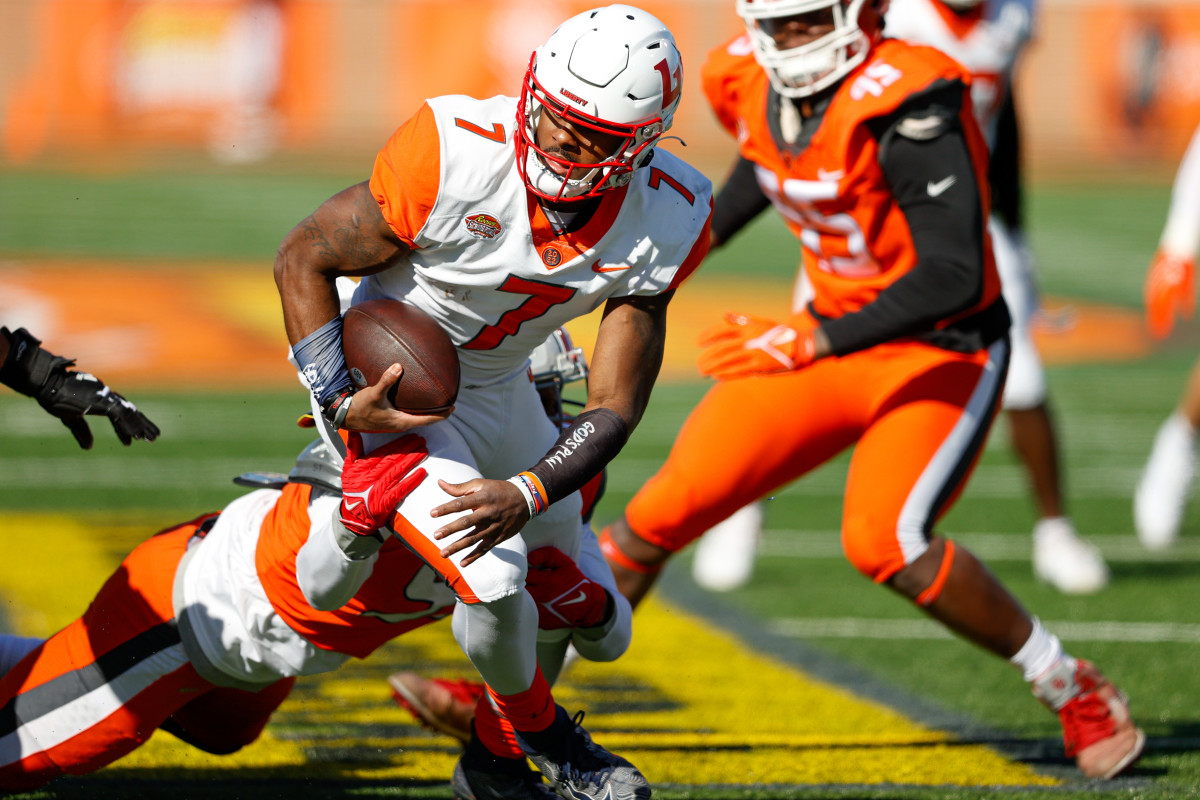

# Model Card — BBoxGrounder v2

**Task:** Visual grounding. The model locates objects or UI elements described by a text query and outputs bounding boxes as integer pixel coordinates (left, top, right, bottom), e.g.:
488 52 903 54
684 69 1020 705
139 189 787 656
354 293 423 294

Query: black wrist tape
526 408 628 506
321 388 356 428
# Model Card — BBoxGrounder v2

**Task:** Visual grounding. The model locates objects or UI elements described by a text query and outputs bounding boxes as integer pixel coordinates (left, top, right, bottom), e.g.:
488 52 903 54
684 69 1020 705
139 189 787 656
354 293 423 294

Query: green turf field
3 165 1200 798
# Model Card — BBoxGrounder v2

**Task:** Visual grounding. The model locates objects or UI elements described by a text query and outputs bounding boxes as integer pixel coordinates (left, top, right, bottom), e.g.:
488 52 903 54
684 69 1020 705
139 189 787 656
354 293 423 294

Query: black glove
0 327 161 449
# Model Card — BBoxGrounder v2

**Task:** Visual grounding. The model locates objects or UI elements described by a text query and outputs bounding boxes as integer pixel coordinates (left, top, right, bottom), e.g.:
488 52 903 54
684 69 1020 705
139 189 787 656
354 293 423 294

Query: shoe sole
388 673 471 743
1094 727 1147 780
451 761 484 800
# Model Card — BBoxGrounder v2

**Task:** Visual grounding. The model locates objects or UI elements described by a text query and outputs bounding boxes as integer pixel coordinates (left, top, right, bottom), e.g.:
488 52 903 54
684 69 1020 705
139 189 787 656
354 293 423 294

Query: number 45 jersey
363 94 713 385
701 35 1005 351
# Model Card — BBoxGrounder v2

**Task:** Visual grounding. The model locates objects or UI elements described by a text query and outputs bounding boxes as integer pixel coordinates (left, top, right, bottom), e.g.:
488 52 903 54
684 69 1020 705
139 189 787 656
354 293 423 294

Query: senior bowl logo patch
542 247 562 267
464 213 502 239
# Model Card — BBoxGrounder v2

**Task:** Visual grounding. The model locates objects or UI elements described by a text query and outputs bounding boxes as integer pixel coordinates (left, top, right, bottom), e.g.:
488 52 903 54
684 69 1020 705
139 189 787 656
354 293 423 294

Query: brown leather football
342 299 459 414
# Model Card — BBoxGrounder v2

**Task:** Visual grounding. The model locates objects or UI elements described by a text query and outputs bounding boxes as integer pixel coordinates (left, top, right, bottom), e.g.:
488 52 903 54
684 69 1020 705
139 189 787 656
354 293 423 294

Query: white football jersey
176 489 353 684
885 0 1034 149
362 93 713 385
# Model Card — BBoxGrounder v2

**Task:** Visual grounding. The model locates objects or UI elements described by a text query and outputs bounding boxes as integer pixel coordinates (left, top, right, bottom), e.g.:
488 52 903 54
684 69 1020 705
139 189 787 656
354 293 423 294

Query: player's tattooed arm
297 182 401 270
275 181 410 345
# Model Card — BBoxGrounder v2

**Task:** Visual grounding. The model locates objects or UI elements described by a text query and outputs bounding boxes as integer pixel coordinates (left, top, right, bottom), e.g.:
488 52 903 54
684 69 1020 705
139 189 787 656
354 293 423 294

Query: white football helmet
517 4 683 202
530 327 588 427
737 0 888 98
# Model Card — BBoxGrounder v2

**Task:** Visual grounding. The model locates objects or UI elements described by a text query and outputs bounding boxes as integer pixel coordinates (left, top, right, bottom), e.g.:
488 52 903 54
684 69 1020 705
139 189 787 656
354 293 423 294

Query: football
342 299 460 414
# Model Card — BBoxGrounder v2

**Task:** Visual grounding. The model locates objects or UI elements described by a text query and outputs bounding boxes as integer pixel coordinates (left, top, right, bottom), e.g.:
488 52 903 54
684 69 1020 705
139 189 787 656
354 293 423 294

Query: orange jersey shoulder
256 483 453 659
369 102 443 248
721 38 996 323
700 32 765 140
829 38 971 122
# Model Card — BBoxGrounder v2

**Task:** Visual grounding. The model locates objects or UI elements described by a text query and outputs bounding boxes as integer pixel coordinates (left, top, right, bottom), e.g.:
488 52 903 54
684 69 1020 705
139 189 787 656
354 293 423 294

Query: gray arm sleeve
295 502 384 611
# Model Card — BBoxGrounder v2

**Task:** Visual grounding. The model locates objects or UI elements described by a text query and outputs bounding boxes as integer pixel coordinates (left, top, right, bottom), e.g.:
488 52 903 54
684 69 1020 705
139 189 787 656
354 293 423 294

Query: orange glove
696 313 816 380
1145 250 1196 339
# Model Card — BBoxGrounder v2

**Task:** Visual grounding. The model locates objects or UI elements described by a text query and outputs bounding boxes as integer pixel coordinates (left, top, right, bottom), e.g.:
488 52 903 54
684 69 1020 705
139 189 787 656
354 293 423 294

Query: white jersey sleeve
296 509 383 611
176 490 351 684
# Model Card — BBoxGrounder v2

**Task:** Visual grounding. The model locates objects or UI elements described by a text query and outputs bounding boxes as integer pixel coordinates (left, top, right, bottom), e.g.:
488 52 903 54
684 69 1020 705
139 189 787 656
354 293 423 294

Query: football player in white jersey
387 328 608 749
1135 122 1200 550
275 5 712 800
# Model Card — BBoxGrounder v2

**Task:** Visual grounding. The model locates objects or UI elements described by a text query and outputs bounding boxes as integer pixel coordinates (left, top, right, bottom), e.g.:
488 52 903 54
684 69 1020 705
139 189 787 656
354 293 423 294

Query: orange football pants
627 337 1009 583
0 516 294 792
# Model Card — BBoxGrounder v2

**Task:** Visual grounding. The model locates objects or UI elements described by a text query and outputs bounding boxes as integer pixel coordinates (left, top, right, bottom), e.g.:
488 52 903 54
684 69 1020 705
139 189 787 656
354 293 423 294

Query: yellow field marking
1 513 124 636
0 514 1055 788
563 601 1055 787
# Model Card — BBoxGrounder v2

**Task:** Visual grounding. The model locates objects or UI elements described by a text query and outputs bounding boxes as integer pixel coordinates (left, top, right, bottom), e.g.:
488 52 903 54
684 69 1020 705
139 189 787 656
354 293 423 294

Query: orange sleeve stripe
598 526 661 575
667 202 713 290
915 539 956 607
369 102 442 248
388 510 478 603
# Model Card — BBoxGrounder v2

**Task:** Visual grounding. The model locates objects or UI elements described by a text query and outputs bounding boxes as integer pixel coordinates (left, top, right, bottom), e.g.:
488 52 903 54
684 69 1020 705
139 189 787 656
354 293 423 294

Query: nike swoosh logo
592 260 631 273
344 499 362 511
927 175 957 197
558 589 590 606
817 168 844 181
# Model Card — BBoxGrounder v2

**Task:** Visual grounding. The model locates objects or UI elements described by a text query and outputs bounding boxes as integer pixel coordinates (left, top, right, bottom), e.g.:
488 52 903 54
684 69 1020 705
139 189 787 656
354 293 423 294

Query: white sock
1033 516 1071 538
1168 409 1199 440
1010 617 1065 682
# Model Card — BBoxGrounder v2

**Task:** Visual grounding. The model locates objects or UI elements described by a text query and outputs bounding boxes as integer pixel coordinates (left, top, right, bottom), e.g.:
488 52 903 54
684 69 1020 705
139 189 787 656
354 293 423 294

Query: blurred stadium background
4 1 1200 798
3 0 1200 170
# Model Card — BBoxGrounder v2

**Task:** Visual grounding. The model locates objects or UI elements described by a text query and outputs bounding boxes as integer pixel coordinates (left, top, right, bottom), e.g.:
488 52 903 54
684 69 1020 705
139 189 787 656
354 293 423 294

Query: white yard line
770 617 1200 643
758 530 1200 562
0 458 261 488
